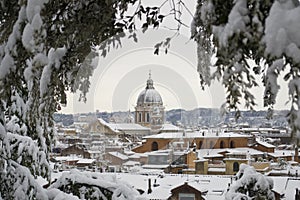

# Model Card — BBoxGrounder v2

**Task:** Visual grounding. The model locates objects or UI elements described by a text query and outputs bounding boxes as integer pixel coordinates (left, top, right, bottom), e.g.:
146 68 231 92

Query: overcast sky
60 2 290 114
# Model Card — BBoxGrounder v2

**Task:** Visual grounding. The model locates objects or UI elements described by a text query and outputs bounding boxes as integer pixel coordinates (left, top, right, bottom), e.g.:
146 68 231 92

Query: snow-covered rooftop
87 150 102 154
159 123 182 131
256 140 276 148
208 168 226 173
107 123 150 131
53 156 81 162
144 131 250 139
98 118 150 131
197 148 264 159
107 151 128 160
271 176 300 199
45 171 298 200
76 158 96 164
142 164 169 169
268 150 296 157
114 173 231 200
123 161 140 166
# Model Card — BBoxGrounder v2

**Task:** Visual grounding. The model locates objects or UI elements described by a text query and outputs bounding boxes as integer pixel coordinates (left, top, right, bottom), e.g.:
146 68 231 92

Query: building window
220 140 224 148
233 162 239 172
179 193 195 200
146 112 150 122
139 113 142 122
151 141 158 151
230 141 235 148
210 141 214 149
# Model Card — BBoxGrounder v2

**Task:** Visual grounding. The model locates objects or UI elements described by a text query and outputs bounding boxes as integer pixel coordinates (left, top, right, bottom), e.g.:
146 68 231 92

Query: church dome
137 73 163 105
137 89 163 104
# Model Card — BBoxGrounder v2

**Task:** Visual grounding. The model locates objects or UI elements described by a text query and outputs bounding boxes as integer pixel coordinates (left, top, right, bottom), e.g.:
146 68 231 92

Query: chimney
147 178 152 194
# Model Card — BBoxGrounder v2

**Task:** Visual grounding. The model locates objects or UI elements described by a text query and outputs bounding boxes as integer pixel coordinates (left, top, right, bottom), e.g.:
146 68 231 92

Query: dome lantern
146 70 154 89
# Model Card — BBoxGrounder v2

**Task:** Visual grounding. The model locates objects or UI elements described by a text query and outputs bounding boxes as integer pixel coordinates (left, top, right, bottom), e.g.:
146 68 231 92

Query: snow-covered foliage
0 0 139 199
226 164 274 200
49 170 144 200
192 0 300 142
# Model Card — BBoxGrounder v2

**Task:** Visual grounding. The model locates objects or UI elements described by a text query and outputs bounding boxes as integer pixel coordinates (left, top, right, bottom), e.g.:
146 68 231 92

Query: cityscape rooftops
98 118 150 131
143 131 250 139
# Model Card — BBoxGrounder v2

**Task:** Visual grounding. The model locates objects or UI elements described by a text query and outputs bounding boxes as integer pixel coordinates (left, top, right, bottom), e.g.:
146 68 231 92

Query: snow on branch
49 169 144 200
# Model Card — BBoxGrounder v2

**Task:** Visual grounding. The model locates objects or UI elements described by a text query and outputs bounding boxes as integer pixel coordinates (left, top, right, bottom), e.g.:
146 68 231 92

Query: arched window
151 141 158 151
233 162 239 172
230 141 235 148
220 140 225 148
199 141 203 149
146 112 150 122
210 141 214 149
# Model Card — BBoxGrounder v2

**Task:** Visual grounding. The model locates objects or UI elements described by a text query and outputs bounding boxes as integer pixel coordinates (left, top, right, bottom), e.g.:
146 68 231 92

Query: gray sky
60 2 290 114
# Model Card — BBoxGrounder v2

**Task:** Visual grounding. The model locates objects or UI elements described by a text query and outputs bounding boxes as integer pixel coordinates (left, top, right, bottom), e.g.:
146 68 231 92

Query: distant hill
165 108 288 128
54 108 288 128
53 113 74 126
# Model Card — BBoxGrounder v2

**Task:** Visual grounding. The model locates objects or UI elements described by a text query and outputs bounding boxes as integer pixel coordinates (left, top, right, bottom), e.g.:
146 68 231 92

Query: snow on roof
108 151 128 160
52 156 69 161
197 148 264 159
283 179 300 199
204 154 224 158
123 161 140 166
144 149 186 157
144 131 250 139
87 150 102 154
208 168 226 172
47 170 296 200
128 154 141 159
144 149 171 155
98 118 150 131
113 173 231 200
271 177 300 198
98 118 109 126
123 150 135 155
91 141 103 144
76 159 96 164
160 123 182 131
107 123 150 131
268 150 295 157
53 156 81 161
194 158 209 162
256 140 276 148
142 164 169 169
148 152 169 156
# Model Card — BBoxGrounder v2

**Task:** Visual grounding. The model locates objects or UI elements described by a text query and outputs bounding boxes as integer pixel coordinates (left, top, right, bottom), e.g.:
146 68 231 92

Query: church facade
135 73 165 131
